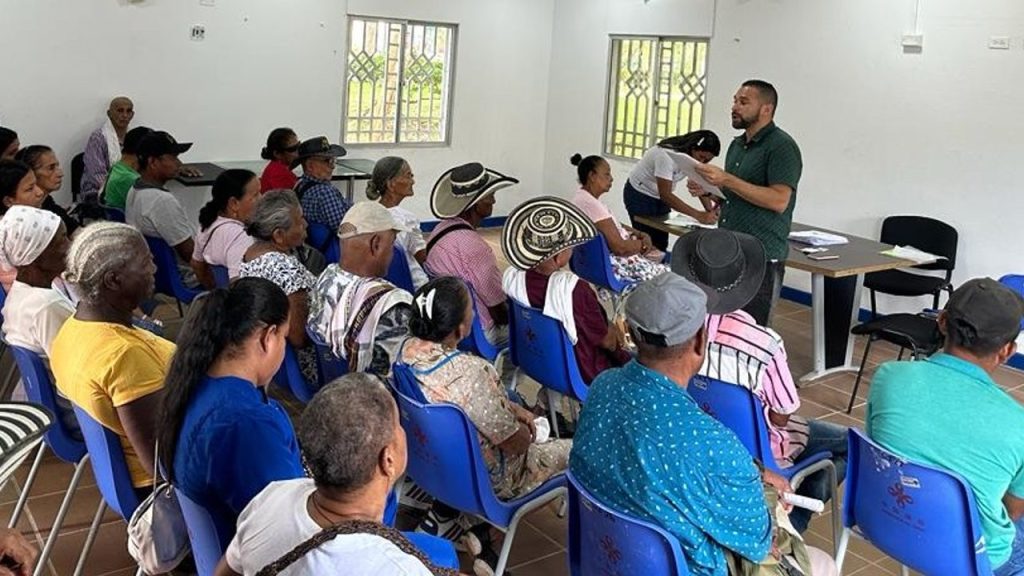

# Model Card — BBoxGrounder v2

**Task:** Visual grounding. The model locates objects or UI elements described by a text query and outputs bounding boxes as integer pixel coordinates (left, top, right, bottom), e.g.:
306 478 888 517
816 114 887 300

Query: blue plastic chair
457 285 504 362
391 383 567 576
72 406 142 576
307 222 339 264
570 236 635 294
211 265 230 288
9 346 97 576
305 326 349 385
144 235 202 315
999 274 1024 330
836 429 993 576
508 299 589 404
176 487 223 576
391 362 430 403
687 375 839 550
385 246 416 293
567 471 690 575
102 205 126 223
273 343 319 404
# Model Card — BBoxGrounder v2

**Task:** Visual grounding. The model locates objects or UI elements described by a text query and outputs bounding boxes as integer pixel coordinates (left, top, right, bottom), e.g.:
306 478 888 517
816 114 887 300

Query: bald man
82 96 135 200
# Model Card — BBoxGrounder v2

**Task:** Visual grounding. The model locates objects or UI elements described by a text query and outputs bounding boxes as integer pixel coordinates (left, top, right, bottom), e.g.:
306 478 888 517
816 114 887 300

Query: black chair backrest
879 215 958 271
70 152 85 203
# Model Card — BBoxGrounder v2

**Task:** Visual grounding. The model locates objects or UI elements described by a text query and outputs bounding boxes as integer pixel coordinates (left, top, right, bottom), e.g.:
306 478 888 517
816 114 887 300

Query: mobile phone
808 254 839 261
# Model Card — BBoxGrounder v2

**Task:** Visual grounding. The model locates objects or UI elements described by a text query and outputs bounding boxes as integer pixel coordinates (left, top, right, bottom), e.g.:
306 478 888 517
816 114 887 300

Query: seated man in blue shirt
293 136 351 232
570 272 837 576
868 278 1024 576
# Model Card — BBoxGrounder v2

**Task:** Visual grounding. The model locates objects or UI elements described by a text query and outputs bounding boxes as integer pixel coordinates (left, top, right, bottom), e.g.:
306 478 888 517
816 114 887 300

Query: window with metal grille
604 36 709 160
343 17 456 145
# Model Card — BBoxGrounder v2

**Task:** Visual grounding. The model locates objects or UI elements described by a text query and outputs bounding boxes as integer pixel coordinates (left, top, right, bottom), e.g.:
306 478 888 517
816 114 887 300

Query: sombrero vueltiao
430 162 519 219
501 196 598 271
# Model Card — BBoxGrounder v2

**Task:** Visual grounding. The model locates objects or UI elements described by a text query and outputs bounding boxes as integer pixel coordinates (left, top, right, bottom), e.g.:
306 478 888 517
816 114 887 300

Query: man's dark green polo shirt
719 122 802 261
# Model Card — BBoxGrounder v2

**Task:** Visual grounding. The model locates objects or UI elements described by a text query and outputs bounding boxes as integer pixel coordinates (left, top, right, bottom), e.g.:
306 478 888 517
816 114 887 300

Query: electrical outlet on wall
190 25 206 41
988 36 1011 50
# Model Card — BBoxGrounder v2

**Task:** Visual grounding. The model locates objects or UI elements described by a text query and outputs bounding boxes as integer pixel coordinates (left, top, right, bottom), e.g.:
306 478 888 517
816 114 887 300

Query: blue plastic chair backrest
144 236 201 304
391 362 430 403
456 285 501 362
999 275 1024 330
71 405 141 519
176 487 224 576
570 236 633 294
392 385 508 523
103 205 126 223
843 429 992 575
567 472 691 576
211 265 230 288
385 247 416 293
8 346 86 464
307 222 339 264
686 375 776 470
273 343 317 404
305 326 349 385
507 299 588 402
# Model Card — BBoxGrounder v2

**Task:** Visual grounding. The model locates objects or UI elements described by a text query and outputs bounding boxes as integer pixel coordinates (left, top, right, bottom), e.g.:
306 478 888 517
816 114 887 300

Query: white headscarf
0 206 61 271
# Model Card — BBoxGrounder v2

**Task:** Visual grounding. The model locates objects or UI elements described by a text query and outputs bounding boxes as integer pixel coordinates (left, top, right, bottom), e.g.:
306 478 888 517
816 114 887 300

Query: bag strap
255 519 458 576
424 221 473 257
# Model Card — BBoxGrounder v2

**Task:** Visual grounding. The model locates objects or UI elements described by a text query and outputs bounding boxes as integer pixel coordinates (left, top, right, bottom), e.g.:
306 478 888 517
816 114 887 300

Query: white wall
545 0 1024 315
0 0 555 219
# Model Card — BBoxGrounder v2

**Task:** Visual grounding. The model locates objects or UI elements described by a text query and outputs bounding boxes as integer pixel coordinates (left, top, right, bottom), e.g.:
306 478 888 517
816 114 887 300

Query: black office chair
70 152 85 203
845 312 943 413
864 216 958 316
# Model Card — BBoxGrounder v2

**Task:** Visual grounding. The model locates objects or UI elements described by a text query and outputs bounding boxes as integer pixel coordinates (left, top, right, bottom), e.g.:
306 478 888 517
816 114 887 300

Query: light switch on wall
988 36 1011 50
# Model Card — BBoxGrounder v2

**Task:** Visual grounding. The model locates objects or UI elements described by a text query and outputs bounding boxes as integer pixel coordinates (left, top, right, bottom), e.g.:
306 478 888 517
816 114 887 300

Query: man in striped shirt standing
671 228 847 534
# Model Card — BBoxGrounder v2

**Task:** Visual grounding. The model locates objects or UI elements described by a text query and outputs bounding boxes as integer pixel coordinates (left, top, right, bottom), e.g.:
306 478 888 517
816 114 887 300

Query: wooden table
635 215 931 382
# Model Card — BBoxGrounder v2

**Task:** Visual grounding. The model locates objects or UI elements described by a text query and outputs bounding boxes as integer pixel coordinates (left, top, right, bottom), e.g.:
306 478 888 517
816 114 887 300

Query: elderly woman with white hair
366 156 428 289
49 222 172 492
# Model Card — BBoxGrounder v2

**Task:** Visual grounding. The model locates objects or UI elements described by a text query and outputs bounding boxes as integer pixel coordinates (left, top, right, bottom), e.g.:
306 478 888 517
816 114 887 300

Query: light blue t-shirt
867 353 1024 568
570 360 771 576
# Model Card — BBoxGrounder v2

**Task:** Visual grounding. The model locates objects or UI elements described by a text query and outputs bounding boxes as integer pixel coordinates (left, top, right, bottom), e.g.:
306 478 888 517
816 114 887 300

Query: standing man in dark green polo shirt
690 79 802 326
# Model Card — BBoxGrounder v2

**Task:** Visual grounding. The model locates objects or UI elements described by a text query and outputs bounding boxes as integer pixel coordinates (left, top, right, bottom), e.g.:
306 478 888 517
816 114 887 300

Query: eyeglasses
282 144 300 153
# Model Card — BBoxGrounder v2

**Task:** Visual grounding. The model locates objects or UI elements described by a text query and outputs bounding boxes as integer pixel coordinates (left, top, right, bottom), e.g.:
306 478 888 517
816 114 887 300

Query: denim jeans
788 419 849 533
742 259 785 328
995 517 1024 576
623 180 671 251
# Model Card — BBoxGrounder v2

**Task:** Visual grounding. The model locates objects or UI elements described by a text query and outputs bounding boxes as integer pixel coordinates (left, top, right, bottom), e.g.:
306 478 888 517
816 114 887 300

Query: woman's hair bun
260 146 272 160
569 153 583 166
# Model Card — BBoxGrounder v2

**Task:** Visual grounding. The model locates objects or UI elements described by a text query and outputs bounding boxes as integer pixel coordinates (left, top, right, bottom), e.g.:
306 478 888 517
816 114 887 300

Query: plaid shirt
699 310 802 465
296 175 351 231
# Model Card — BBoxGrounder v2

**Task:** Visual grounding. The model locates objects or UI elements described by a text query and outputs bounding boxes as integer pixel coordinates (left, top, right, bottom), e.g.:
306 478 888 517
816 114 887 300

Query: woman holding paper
622 130 721 250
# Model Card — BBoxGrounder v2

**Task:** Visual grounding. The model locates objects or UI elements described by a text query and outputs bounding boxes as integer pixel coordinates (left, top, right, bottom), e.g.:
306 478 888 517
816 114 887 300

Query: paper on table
665 212 718 229
666 151 726 199
881 245 943 265
788 230 849 246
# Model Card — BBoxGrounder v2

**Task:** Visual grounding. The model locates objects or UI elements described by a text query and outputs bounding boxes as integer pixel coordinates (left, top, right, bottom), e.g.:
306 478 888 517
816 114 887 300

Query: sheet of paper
666 151 726 199
665 212 718 229
880 245 943 265
788 230 849 246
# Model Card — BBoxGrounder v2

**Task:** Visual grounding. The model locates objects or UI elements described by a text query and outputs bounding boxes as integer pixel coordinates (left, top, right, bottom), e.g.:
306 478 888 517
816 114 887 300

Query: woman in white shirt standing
218 373 459 576
365 157 428 289
622 130 721 250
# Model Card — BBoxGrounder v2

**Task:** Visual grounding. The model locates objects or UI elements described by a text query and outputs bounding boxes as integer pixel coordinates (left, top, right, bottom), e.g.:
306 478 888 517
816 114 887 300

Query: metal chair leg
9 444 45 528
71 500 107 576
896 347 905 362
547 389 561 439
847 337 873 413
835 527 851 574
32 455 91 576
869 289 878 319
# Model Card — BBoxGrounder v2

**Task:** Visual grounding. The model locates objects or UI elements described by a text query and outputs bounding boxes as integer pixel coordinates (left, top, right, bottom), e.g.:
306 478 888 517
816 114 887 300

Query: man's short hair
742 79 778 110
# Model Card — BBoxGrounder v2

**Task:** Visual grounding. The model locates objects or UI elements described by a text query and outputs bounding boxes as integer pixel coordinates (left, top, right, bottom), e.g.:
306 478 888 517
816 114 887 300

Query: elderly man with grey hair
218 373 459 575
570 272 837 576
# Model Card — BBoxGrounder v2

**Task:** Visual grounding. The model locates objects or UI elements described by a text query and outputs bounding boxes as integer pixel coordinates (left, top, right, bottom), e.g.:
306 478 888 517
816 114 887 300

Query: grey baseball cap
625 272 715 347
945 277 1024 346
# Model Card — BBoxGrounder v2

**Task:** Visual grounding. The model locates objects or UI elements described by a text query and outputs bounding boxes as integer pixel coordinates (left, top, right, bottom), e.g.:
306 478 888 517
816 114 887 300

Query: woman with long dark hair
259 128 300 193
622 129 721 250
191 169 259 287
159 277 304 550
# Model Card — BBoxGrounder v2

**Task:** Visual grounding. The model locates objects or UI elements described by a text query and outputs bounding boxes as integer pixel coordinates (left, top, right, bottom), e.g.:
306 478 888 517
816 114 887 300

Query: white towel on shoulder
502 268 580 344
100 118 121 168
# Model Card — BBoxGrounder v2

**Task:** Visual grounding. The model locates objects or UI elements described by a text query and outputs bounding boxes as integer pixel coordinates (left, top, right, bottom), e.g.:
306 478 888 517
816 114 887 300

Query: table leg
800 273 864 382
345 177 354 204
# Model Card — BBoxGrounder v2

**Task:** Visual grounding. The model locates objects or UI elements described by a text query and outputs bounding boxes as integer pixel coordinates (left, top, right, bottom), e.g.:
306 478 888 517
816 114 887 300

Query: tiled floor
7 230 1024 575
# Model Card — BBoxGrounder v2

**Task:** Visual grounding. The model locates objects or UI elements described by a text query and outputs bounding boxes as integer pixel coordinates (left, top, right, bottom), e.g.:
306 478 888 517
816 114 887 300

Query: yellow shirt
50 316 175 487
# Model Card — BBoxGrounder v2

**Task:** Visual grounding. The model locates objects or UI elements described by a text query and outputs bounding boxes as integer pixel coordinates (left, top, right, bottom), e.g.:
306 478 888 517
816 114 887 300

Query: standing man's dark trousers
743 259 785 327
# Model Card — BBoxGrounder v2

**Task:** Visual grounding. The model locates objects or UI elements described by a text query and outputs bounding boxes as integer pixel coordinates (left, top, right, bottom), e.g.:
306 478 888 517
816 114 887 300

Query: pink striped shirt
423 218 505 331
699 310 802 465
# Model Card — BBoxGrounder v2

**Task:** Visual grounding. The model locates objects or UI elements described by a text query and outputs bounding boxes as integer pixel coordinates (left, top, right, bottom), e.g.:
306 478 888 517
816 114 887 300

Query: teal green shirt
100 161 139 210
867 353 1024 567
719 123 802 260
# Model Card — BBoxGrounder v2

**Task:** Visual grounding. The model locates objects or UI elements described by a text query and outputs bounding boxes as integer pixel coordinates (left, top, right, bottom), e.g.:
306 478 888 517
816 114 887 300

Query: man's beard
731 113 752 129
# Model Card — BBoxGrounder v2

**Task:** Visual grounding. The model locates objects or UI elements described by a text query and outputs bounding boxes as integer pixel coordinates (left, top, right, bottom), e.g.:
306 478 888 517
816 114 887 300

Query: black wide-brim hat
501 196 598 271
430 162 519 219
670 229 766 315
291 136 347 169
